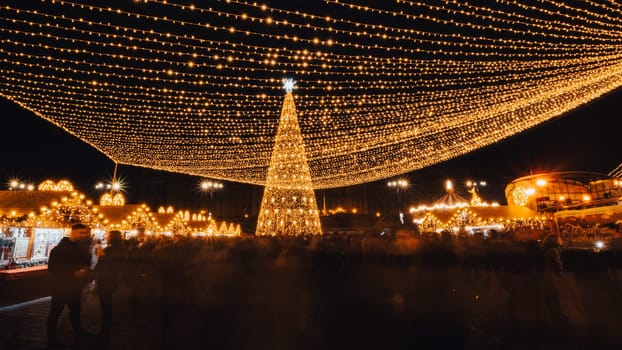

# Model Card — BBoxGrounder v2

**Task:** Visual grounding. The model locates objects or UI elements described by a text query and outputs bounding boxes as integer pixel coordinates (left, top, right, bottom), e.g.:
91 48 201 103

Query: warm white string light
1 0 621 188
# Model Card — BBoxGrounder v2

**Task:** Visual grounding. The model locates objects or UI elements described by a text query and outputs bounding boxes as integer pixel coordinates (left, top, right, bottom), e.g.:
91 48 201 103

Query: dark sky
1 85 620 210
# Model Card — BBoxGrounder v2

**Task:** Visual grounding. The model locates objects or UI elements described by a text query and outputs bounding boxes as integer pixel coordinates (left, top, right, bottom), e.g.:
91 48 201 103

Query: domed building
505 171 622 212
505 171 622 240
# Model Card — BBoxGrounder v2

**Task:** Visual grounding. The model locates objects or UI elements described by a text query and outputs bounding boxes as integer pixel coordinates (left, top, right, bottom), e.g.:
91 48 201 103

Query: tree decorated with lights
256 79 322 236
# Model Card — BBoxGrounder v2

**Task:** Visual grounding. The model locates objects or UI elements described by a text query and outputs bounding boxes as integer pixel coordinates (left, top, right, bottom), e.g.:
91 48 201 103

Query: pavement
1 260 622 350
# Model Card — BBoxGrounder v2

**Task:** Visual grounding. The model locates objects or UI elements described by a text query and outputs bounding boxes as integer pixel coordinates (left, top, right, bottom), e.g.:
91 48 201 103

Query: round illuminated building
505 171 622 212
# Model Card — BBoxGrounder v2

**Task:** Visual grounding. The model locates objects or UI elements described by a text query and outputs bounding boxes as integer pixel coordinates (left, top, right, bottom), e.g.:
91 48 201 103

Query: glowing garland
1 0 621 188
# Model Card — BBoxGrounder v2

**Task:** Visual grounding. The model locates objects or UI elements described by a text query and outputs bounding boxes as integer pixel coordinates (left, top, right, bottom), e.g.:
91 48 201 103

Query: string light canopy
609 163 622 179
1 0 621 188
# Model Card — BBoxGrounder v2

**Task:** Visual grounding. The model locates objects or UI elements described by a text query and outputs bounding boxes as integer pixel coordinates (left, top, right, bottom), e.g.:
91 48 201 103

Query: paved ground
2 261 622 350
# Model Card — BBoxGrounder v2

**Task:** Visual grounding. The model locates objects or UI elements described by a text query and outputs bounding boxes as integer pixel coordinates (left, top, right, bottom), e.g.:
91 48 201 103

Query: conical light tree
256 80 322 236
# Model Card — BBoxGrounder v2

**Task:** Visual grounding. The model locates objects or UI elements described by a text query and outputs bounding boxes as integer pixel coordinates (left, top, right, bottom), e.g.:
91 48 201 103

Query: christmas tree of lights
256 79 322 236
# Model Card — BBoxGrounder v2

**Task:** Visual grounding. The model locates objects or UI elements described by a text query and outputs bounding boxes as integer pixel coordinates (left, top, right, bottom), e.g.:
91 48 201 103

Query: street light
465 180 487 194
199 179 224 198
199 179 224 217
94 162 127 206
7 178 35 191
387 178 409 223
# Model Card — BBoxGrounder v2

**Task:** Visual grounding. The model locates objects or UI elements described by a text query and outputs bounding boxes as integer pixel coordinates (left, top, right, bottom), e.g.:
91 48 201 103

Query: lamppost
465 180 487 207
200 179 223 199
199 179 223 216
387 178 409 223
465 180 487 194
95 162 126 206
8 179 35 191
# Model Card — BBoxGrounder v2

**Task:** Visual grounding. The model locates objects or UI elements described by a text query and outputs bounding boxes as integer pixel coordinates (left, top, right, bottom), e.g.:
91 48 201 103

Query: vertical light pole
7 179 35 191
387 178 409 223
199 179 223 215
465 180 487 207
465 180 488 195
465 180 487 194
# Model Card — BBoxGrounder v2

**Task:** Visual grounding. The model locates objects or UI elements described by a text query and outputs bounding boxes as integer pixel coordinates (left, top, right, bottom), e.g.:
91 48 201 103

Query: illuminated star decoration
283 78 295 93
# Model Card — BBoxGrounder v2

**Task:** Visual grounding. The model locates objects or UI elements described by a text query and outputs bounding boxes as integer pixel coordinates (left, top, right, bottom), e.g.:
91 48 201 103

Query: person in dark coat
94 230 126 346
46 223 93 347
541 233 568 324
122 228 154 320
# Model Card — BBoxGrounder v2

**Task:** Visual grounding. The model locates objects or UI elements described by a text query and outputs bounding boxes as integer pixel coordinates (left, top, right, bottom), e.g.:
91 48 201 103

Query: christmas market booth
151 206 242 237
94 200 242 238
0 180 102 270
410 180 546 239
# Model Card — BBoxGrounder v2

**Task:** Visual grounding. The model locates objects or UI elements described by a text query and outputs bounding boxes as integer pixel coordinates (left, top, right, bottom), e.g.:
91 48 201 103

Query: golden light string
9 65 558 112
308 68 622 185
215 0 622 46
2 52 620 113
310 66 620 172
3 56 620 138
54 1 621 56
2 1 622 188
583 0 622 15
2 60 620 135
5 48 619 95
609 163 622 178
522 0 622 28
2 9 619 76
0 85 544 166
3 60 620 169
38 1 336 48
0 9 340 64
10 34 613 83
3 77 560 140
8 29 617 78
1 4 620 74
324 0 622 41
409 0 622 38
9 2 620 60
0 72 287 112
1 90 280 134
453 0 622 32
304 69 620 156
223 0 622 42
168 0 621 49
0 11 448 72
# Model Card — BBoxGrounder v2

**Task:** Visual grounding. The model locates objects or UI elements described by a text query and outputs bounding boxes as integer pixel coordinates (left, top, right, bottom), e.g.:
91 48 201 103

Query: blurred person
121 227 155 321
46 223 94 348
94 230 127 347
541 233 569 324
90 238 104 269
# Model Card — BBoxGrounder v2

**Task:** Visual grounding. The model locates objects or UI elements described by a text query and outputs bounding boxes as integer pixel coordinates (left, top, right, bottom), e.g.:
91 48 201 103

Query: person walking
94 230 127 347
122 228 155 321
541 233 569 325
46 223 94 348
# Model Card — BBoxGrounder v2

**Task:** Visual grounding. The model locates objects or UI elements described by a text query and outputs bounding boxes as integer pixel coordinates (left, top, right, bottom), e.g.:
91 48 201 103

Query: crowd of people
44 224 622 349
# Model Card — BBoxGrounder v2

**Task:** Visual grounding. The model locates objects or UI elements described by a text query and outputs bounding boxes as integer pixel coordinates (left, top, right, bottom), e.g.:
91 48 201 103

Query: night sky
1 85 620 210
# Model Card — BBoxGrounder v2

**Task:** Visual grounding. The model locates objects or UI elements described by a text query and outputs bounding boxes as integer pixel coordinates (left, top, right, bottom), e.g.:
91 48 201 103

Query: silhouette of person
94 230 127 347
46 223 93 348
123 227 153 320
541 233 568 324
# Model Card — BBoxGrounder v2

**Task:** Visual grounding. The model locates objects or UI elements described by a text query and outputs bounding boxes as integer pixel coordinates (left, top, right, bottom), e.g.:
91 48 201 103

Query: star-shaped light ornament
283 78 295 93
